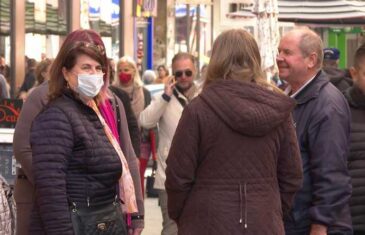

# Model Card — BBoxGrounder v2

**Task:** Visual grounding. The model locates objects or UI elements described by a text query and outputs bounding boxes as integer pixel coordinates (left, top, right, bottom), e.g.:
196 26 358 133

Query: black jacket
285 70 353 234
29 91 123 234
109 85 141 156
323 67 353 92
344 86 365 232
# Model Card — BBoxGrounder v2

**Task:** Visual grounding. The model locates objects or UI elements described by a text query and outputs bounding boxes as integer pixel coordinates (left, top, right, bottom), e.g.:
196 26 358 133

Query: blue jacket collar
294 70 329 105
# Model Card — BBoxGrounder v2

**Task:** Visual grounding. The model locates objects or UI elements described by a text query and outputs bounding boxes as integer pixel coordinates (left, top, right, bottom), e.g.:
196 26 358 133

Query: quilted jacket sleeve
165 106 199 221
13 83 48 183
277 115 303 217
30 106 74 234
114 96 144 229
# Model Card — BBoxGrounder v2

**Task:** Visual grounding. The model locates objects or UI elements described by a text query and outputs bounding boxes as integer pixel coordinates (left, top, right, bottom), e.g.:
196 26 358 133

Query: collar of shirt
284 74 317 98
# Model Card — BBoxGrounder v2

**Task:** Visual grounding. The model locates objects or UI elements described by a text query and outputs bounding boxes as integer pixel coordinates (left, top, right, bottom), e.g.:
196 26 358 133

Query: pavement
142 168 163 235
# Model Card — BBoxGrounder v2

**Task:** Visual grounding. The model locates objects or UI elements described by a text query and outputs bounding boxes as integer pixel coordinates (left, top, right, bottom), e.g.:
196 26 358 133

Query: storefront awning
278 0 365 25
0 0 10 36
226 0 365 25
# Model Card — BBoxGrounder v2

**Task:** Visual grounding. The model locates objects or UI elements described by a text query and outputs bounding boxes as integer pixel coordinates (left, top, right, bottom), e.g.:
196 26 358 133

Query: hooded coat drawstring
239 183 248 229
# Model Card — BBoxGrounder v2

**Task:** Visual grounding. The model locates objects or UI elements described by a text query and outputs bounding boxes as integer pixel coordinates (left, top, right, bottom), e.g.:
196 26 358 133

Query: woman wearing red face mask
114 56 158 198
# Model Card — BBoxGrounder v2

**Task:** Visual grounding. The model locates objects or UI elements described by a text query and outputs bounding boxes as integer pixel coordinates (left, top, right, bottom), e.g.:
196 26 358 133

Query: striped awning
0 0 10 35
278 0 365 25
25 1 67 35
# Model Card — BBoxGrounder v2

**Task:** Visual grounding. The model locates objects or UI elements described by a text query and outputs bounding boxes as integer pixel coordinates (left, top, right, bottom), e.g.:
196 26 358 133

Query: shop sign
0 99 23 128
135 0 157 17
176 0 212 4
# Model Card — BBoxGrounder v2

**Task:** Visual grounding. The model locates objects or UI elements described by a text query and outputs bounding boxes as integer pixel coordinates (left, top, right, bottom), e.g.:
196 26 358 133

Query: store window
0 0 11 83
80 0 120 60
25 0 67 61
174 4 212 72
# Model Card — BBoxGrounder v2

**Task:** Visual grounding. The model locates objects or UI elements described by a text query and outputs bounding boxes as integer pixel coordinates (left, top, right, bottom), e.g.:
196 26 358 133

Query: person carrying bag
146 129 159 198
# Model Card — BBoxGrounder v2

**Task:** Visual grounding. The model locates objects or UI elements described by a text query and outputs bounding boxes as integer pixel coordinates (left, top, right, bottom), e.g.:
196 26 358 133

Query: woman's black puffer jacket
29 91 122 235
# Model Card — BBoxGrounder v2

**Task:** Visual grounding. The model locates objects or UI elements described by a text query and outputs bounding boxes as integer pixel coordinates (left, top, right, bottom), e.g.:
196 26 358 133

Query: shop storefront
0 0 215 97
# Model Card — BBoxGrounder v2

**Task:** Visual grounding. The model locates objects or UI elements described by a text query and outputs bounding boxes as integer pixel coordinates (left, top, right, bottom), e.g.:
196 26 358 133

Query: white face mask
77 74 104 98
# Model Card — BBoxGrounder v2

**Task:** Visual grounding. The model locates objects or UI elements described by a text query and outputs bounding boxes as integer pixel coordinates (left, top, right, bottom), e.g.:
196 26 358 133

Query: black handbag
70 200 127 235
146 160 159 198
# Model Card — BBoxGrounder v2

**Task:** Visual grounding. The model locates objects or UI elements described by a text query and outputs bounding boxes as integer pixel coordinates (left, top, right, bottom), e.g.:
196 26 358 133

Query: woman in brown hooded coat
165 29 303 235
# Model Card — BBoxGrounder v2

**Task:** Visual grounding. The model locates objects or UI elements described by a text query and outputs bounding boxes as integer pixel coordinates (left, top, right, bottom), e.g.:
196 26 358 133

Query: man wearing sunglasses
139 52 198 235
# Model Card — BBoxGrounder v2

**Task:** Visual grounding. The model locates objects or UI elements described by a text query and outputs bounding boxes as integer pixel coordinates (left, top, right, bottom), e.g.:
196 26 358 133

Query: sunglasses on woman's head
174 69 193 78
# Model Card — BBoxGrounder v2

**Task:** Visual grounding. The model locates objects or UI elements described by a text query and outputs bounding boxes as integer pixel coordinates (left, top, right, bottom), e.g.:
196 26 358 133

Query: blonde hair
204 29 273 90
114 56 143 88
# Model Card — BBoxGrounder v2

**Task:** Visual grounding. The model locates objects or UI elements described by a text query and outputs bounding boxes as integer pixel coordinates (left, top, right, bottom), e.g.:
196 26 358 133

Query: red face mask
119 72 132 84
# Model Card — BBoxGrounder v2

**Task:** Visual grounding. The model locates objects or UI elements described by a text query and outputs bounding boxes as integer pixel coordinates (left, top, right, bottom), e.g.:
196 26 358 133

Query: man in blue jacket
277 27 352 235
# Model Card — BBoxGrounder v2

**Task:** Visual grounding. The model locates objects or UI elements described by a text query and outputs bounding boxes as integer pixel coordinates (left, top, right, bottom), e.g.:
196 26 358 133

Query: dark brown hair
48 29 109 102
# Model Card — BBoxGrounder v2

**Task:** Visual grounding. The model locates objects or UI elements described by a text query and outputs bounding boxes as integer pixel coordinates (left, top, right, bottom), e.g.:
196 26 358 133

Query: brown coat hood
200 80 296 136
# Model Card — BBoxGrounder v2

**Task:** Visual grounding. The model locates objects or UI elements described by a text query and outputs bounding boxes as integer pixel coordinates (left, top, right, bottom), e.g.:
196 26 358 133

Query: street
142 168 162 235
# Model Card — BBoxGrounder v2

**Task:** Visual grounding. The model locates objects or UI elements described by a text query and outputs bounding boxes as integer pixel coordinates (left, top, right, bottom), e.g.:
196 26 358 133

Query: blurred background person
18 58 37 100
114 56 157 197
108 59 141 167
0 73 9 99
154 64 169 84
345 43 365 235
27 58 52 96
0 55 10 95
109 58 116 83
142 70 157 85
323 47 352 91
165 29 303 235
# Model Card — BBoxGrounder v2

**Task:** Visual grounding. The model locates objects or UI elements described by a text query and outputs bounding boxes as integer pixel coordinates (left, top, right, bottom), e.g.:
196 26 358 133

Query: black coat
344 86 365 233
323 67 353 92
29 92 123 234
109 85 141 156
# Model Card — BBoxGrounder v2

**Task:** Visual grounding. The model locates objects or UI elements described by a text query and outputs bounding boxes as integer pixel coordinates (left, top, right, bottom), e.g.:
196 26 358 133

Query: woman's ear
62 67 69 82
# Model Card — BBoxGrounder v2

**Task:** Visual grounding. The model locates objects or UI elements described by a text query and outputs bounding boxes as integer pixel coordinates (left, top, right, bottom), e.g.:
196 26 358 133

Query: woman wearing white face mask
28 30 144 235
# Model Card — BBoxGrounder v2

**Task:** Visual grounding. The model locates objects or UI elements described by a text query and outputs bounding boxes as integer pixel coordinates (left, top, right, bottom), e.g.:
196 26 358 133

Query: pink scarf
99 100 119 141
87 99 138 214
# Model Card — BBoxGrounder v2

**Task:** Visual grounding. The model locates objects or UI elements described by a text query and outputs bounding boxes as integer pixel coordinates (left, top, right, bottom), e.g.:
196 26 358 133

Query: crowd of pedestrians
0 25 363 235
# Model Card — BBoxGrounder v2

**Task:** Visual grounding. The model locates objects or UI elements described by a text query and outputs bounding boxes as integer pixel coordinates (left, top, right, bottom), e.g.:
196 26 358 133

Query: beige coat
139 89 196 190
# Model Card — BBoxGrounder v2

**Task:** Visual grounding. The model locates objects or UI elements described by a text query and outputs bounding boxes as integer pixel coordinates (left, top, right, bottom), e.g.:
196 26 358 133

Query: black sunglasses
174 69 193 78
